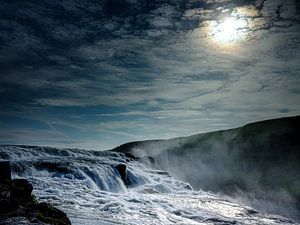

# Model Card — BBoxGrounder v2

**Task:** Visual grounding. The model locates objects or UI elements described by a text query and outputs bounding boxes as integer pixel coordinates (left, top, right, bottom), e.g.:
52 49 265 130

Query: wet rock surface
114 164 128 186
0 161 71 225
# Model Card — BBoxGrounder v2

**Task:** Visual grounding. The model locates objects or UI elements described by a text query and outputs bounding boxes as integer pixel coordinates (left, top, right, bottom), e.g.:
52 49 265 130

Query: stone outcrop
115 164 128 186
0 161 11 182
0 161 71 225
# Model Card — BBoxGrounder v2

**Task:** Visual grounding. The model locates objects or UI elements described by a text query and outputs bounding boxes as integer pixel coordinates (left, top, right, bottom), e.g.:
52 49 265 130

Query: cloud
0 0 299 148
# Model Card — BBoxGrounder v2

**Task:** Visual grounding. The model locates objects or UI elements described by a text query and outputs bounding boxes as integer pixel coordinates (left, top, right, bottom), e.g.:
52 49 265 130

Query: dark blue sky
0 0 299 149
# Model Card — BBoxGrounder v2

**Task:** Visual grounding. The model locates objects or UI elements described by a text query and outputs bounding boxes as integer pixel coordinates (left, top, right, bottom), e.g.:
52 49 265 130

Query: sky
0 0 299 149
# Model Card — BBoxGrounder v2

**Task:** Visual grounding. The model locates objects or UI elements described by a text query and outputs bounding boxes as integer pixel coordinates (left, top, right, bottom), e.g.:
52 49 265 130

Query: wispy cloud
0 0 299 148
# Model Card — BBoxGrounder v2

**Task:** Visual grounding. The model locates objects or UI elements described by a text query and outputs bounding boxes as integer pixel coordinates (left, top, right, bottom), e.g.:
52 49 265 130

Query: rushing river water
0 145 297 225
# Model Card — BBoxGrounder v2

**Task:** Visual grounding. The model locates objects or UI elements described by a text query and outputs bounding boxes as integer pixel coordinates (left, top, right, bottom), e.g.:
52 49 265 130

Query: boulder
0 161 12 183
0 161 12 214
31 203 71 225
115 164 128 186
0 161 72 225
0 183 11 214
10 179 33 206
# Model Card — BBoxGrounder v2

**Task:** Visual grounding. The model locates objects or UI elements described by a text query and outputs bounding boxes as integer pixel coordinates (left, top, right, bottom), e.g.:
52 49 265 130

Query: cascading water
0 145 297 225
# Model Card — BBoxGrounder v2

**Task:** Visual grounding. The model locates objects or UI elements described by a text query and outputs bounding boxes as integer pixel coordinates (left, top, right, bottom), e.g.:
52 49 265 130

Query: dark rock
0 161 12 184
0 183 11 214
0 161 72 225
115 164 128 186
246 208 258 215
183 184 193 190
10 179 33 205
0 161 12 214
32 202 71 225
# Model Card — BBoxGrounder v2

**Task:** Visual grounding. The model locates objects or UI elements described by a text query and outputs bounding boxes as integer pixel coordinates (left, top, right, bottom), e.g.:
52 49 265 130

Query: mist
113 115 300 221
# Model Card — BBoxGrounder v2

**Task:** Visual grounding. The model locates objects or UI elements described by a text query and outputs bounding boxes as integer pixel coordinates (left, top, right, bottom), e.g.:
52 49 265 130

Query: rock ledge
0 161 71 225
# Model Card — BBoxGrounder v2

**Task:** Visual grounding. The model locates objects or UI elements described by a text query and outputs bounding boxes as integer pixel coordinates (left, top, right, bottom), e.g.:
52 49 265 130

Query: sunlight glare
211 17 247 44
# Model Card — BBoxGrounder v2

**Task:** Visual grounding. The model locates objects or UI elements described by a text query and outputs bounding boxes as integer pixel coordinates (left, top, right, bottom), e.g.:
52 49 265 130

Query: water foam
0 145 296 225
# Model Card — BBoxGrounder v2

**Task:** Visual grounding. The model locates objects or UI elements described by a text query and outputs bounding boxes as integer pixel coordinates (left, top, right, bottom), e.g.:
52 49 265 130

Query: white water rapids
0 145 297 225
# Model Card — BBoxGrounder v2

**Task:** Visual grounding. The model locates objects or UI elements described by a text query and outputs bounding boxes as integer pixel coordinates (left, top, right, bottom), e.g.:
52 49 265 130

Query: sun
210 17 247 44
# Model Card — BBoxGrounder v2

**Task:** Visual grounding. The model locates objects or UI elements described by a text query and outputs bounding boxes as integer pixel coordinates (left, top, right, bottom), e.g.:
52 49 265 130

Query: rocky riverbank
0 161 71 225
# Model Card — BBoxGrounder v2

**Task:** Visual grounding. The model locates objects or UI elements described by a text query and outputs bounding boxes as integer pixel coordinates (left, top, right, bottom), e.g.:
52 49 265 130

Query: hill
112 115 300 219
